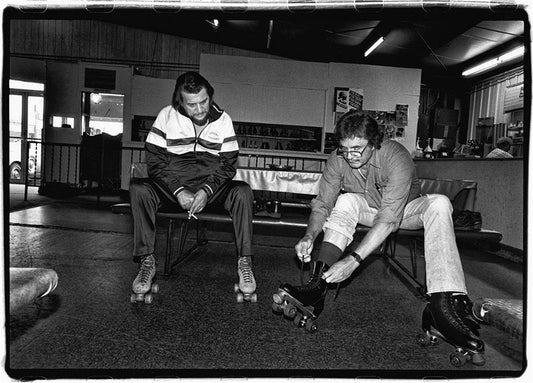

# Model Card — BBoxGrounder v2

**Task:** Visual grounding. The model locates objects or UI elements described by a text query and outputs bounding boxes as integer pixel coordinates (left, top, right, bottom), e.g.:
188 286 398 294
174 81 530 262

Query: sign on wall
504 83 524 113
334 87 363 126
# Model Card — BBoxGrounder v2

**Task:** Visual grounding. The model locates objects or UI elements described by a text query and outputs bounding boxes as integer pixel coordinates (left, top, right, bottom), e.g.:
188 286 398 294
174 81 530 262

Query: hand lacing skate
238 256 256 294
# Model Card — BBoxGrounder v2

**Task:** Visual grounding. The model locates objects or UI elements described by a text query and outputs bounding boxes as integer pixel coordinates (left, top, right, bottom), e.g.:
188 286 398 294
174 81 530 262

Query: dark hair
172 71 214 109
334 110 384 149
496 139 512 151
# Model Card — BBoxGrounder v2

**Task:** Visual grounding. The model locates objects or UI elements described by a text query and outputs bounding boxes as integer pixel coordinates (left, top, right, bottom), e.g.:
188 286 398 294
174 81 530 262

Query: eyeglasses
337 144 370 158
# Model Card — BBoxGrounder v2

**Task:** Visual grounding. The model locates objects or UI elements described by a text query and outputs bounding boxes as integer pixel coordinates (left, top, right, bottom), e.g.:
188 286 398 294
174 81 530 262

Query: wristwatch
350 252 363 263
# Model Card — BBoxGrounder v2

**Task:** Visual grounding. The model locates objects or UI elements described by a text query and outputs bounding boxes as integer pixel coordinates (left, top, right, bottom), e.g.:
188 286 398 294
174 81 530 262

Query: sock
317 242 343 267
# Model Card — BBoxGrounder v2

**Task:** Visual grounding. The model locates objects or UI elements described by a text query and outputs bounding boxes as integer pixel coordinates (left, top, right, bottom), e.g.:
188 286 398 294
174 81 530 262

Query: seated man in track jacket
129 71 255 299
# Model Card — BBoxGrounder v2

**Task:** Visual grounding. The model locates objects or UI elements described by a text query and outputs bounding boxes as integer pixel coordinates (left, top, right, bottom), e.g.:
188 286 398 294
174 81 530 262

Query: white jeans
323 193 467 294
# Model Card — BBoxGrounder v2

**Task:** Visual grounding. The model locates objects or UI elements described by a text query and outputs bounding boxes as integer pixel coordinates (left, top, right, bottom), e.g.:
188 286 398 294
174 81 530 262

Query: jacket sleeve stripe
150 127 166 139
221 140 239 152
198 138 222 151
146 131 167 147
167 137 196 146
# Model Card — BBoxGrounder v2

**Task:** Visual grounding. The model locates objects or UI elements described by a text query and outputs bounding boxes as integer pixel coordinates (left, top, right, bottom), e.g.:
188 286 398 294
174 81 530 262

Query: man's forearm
352 222 396 260
304 211 327 241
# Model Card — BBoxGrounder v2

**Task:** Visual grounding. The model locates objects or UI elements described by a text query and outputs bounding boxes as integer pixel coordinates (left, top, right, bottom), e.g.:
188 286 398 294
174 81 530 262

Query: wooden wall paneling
57 20 65 56
55 20 63 56
11 19 21 53
116 23 126 60
43 20 52 56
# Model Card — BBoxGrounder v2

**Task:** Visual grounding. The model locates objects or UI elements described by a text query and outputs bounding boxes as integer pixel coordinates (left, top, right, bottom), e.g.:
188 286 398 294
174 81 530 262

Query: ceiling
23 7 529 84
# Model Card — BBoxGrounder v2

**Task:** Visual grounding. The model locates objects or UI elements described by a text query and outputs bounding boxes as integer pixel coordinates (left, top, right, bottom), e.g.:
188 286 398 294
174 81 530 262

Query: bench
10 267 59 312
113 163 502 294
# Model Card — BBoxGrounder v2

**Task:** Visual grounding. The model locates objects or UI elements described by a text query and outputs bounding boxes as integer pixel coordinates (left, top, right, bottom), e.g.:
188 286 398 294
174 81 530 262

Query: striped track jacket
144 103 239 197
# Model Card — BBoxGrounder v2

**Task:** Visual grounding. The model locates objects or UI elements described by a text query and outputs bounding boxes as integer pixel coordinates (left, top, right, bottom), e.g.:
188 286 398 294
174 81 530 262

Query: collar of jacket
176 101 224 124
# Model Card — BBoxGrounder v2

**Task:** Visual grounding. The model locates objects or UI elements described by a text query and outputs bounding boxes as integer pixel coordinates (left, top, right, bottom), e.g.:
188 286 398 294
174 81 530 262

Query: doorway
79 91 124 192
9 80 44 183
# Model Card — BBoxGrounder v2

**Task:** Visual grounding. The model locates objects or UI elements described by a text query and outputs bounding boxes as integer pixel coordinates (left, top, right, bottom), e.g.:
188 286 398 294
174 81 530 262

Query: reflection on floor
6 196 525 379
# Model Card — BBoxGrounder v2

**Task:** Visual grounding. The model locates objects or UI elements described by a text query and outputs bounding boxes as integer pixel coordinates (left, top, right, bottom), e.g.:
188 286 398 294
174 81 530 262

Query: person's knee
335 193 364 214
427 194 453 214
232 181 254 202
129 180 152 201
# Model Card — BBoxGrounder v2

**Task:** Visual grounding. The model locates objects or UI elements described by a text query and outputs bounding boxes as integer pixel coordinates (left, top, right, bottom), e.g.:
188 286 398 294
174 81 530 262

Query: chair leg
163 219 177 276
381 233 427 297
409 238 418 279
169 219 208 273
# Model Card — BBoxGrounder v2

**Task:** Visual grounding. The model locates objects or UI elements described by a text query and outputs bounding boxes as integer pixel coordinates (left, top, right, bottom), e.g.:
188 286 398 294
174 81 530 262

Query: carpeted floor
6 201 526 379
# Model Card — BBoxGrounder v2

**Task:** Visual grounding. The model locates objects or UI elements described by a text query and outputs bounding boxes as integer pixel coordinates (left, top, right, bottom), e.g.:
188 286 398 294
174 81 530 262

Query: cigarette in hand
188 211 198 220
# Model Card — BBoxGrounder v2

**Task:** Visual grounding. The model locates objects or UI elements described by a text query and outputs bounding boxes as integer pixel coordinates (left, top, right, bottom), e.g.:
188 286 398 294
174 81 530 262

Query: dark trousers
129 178 254 260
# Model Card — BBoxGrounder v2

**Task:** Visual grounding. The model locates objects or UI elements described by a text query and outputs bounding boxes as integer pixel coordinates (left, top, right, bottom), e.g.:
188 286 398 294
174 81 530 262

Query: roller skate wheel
250 293 258 303
144 293 153 304
471 353 486 366
272 302 283 313
151 283 159 294
272 293 283 304
305 320 318 333
236 293 244 303
234 283 240 293
450 350 468 367
416 333 432 346
283 303 297 318
293 313 303 325
130 293 137 304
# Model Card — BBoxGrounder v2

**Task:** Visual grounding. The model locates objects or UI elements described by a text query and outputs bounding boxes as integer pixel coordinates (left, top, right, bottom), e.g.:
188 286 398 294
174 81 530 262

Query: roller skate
272 261 328 333
416 292 485 367
234 256 257 303
453 294 482 335
130 254 158 304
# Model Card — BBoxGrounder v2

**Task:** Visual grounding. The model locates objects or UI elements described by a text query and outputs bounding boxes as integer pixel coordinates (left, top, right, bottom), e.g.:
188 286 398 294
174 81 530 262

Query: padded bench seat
114 163 502 292
113 201 501 285
10 267 59 312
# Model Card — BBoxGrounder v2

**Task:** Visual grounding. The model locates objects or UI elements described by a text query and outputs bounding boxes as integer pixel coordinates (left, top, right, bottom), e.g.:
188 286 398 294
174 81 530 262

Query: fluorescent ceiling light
364 37 384 57
462 46 525 77
499 46 525 62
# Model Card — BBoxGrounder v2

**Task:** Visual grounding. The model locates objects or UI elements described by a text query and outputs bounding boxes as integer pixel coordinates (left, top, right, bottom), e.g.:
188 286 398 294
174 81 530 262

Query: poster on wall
334 87 364 126
395 104 408 126
364 109 406 141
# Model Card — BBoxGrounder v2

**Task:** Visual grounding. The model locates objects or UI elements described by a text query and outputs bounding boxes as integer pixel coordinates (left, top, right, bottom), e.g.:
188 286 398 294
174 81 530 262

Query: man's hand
189 189 208 215
176 189 194 211
322 256 359 283
294 236 314 263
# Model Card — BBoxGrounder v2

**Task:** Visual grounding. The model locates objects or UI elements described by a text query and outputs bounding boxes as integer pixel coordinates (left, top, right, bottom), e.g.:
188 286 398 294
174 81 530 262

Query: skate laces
238 257 254 283
138 256 155 284
440 294 473 335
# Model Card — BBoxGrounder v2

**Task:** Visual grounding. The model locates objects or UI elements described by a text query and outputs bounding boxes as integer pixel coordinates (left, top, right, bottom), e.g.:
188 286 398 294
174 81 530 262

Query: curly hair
334 110 384 149
172 71 214 109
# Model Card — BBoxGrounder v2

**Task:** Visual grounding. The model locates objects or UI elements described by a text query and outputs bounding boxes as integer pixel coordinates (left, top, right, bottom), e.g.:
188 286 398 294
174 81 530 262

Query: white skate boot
130 254 159 304
234 256 257 303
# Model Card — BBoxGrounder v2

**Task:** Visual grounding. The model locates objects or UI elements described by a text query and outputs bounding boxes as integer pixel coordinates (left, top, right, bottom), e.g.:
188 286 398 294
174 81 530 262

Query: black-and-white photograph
3 0 529 380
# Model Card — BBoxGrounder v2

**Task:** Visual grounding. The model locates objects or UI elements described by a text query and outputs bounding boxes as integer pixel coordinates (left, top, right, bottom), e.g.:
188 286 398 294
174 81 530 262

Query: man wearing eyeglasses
274 110 485 365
